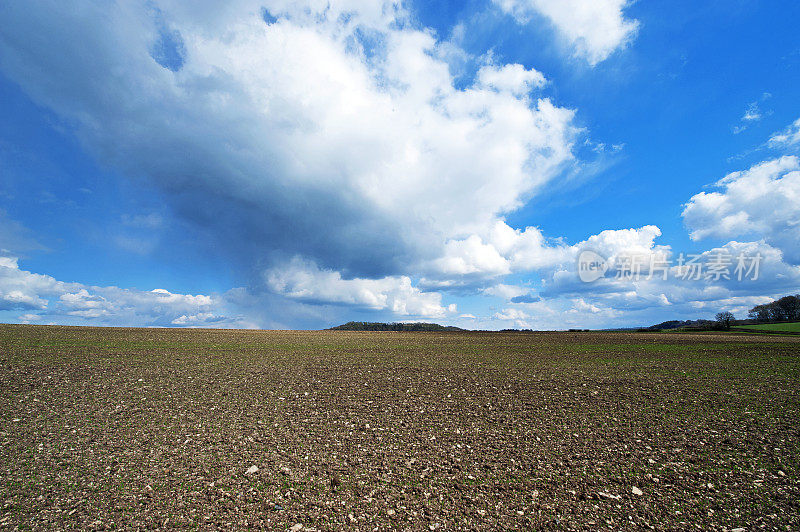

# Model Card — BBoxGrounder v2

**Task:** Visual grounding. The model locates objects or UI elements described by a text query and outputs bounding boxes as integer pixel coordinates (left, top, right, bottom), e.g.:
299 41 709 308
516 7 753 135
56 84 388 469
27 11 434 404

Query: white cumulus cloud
682 157 800 263
0 254 246 327
265 257 451 318
0 0 579 289
493 0 639 65
476 63 547 95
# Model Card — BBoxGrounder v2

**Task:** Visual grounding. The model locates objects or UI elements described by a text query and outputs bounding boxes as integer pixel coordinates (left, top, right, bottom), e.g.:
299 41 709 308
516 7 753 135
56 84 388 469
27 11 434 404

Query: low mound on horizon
328 321 464 332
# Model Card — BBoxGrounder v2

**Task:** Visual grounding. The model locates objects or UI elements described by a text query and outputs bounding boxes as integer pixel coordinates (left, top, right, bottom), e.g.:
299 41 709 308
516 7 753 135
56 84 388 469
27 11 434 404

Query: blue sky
1 0 799 329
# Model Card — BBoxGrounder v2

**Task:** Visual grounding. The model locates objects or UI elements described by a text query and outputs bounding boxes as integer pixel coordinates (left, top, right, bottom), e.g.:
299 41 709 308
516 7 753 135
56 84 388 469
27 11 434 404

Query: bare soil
1 325 799 530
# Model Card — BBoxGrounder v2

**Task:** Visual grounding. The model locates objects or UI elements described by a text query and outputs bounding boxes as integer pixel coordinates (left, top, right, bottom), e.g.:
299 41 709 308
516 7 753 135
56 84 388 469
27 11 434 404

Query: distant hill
642 319 716 331
647 320 714 331
329 321 464 332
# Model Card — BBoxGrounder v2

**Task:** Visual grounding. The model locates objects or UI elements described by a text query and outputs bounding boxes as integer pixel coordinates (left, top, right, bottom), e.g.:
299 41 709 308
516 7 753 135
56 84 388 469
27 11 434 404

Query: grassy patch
734 322 800 333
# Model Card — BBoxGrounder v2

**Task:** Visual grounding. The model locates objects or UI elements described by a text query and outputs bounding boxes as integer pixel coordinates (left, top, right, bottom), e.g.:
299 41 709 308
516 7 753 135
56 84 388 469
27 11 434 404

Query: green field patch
734 322 800 333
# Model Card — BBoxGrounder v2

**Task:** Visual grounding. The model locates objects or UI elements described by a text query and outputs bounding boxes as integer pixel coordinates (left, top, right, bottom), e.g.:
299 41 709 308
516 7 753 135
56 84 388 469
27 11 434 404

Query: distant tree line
329 322 464 332
748 295 800 322
643 319 715 331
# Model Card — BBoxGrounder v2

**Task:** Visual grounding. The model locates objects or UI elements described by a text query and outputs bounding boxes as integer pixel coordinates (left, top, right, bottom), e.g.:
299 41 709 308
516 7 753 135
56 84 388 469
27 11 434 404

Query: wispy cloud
768 117 800 149
733 93 771 134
